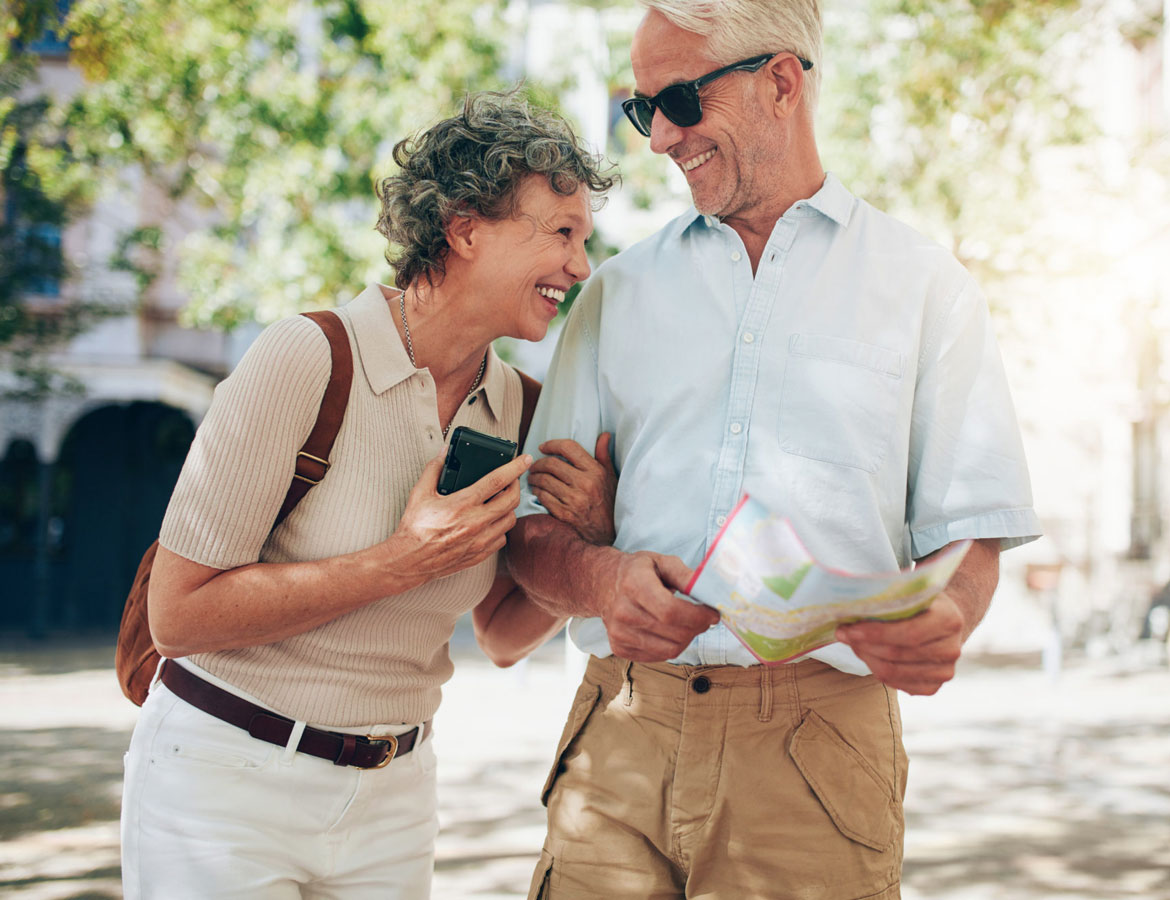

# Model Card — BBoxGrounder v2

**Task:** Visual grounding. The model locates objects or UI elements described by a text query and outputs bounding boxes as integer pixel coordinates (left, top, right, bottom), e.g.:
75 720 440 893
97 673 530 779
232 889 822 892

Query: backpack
114 309 543 706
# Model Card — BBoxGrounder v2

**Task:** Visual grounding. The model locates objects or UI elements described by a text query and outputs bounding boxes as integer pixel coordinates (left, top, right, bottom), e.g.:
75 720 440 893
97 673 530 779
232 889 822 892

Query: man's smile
678 148 716 172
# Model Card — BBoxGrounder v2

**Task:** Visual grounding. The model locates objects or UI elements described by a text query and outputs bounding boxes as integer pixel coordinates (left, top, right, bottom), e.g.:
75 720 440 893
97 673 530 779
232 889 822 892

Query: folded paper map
685 494 971 664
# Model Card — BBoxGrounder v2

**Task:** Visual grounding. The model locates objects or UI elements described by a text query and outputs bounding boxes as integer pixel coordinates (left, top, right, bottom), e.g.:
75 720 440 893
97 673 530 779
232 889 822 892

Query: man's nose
648 108 683 155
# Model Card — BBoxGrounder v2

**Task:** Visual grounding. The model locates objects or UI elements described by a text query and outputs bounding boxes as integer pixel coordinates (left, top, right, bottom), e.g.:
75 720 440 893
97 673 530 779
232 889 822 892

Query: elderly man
509 1 1041 897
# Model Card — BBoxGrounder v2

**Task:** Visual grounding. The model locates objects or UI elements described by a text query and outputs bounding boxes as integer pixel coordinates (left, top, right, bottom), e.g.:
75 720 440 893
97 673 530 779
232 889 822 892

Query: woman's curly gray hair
376 91 618 290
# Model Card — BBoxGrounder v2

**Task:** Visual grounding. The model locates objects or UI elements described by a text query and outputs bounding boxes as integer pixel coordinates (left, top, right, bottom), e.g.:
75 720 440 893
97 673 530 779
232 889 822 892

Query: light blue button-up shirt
518 174 1041 673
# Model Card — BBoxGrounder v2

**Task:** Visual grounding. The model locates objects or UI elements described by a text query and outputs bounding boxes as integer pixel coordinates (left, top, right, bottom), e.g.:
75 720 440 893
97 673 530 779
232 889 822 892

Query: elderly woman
120 91 618 899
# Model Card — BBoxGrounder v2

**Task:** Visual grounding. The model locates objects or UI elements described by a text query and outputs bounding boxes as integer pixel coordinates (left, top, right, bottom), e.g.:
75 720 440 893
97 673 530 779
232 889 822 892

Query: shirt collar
797 172 854 226
346 283 507 420
678 171 856 235
477 344 508 422
347 283 415 394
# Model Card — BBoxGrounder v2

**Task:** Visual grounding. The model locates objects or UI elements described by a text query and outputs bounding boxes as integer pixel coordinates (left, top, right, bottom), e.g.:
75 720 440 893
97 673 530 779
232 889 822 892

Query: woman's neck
384 280 490 388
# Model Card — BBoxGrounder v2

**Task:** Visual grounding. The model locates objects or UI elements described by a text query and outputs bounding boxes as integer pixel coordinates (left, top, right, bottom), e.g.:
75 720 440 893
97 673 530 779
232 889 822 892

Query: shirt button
743 332 754 343
692 676 711 694
731 251 742 262
716 515 727 527
730 423 742 435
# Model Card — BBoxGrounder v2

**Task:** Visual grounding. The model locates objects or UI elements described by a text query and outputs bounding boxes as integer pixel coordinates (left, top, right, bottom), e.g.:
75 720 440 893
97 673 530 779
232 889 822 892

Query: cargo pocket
789 710 897 852
528 846 554 900
540 682 602 807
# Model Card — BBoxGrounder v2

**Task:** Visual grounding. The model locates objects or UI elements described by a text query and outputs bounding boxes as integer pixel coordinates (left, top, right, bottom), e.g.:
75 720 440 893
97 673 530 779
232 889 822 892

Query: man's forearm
922 537 1000 641
507 514 622 618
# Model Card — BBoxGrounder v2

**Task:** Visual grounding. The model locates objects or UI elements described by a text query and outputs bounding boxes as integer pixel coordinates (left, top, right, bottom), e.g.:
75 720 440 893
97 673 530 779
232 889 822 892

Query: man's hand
529 433 618 545
835 539 1000 696
834 593 966 696
598 551 720 661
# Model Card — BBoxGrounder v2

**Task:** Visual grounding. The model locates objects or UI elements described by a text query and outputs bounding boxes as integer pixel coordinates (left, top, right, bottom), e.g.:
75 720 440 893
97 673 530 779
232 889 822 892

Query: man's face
630 11 783 222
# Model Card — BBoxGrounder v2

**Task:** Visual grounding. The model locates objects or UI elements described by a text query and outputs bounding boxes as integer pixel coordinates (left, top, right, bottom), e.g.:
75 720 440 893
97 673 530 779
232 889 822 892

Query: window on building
23 0 72 58
2 146 66 298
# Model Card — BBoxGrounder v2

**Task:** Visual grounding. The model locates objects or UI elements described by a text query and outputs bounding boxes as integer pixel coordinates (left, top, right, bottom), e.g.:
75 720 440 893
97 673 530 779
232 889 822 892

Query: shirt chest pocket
777 334 904 473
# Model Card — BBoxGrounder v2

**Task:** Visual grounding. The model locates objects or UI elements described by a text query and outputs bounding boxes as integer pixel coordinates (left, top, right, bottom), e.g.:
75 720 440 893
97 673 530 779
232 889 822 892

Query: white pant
121 680 438 899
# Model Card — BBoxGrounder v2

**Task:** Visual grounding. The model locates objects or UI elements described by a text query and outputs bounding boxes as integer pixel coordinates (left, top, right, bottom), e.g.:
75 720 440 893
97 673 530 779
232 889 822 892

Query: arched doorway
0 439 42 628
51 402 194 631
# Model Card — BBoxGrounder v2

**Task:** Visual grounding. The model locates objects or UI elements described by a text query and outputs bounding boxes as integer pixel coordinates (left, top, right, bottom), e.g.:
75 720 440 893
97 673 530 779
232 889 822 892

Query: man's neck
719 127 825 273
722 166 825 273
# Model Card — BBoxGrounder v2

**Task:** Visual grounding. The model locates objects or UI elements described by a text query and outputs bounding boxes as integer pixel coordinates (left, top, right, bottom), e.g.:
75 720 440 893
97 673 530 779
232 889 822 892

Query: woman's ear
446 213 479 261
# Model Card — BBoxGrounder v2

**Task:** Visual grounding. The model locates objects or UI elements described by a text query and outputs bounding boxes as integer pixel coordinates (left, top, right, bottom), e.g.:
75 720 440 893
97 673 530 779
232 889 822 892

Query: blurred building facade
992 2 1170 657
0 33 254 633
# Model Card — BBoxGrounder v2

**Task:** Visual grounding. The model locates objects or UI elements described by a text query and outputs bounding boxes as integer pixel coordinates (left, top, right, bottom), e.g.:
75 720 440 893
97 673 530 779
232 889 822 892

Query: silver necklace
399 290 487 436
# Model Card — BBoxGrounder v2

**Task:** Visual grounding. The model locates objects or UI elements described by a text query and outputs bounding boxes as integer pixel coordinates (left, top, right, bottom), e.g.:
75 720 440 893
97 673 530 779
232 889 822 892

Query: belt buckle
367 733 399 769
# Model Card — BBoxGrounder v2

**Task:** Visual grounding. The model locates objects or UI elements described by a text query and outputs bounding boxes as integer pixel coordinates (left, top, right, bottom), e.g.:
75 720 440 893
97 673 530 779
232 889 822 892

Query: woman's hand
528 432 617 545
384 453 533 588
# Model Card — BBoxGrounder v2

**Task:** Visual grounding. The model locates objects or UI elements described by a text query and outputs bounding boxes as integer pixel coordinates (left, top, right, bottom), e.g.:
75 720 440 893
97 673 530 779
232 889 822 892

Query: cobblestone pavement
1 635 1168 900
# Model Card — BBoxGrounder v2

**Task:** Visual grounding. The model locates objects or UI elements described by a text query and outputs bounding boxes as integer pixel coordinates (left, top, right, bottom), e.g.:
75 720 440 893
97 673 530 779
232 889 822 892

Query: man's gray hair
640 0 822 109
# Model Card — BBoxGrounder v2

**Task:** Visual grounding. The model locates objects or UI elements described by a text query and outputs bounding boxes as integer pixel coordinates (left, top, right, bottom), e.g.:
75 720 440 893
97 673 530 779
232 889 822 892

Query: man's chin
690 188 729 219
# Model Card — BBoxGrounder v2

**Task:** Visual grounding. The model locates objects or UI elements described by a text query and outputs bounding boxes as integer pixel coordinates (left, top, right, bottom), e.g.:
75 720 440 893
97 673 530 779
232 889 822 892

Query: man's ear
764 53 806 119
446 213 478 261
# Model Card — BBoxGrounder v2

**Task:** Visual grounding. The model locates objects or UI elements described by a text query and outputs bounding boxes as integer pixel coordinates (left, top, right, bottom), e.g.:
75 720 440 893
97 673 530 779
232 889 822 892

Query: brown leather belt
160 659 426 769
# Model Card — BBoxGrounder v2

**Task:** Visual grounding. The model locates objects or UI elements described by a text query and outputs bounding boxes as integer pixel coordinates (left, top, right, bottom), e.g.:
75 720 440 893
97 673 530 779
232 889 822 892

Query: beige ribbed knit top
158 284 525 726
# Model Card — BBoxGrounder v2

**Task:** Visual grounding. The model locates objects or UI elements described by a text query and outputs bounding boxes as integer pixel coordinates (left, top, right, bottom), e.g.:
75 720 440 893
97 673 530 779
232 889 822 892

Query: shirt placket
696 219 798 663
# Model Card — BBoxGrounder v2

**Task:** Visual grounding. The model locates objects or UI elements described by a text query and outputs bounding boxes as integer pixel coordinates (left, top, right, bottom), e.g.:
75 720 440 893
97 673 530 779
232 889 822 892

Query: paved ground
1 633 1168 900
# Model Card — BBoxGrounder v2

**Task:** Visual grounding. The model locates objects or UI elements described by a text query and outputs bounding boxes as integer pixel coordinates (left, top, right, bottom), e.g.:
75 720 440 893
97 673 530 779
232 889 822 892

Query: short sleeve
907 275 1042 558
517 284 605 519
158 315 332 569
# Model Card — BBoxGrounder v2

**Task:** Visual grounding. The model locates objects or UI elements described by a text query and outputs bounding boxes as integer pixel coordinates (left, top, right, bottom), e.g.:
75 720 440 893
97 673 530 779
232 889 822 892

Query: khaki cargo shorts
529 655 908 900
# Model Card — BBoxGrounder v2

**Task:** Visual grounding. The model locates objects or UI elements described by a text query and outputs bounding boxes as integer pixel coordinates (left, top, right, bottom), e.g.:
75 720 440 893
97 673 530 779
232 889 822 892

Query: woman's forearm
150 455 532 657
147 538 428 657
472 574 566 667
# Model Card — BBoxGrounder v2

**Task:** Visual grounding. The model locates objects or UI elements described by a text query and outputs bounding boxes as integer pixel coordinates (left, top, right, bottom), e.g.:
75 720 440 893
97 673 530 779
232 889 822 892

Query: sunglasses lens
622 98 655 137
657 86 702 128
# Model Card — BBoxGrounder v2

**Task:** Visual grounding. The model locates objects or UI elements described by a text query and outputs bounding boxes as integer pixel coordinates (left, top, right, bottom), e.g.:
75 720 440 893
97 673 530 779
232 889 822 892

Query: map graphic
685 494 972 664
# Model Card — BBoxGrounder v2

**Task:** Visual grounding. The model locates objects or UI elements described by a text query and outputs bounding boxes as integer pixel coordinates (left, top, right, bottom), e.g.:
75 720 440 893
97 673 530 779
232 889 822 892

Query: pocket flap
528 847 555 900
789 710 896 852
540 683 602 807
788 333 903 377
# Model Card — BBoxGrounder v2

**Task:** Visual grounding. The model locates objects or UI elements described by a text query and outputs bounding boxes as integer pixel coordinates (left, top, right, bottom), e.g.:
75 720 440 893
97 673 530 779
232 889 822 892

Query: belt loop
333 733 358 767
149 656 167 695
758 664 773 723
623 659 635 707
281 720 307 766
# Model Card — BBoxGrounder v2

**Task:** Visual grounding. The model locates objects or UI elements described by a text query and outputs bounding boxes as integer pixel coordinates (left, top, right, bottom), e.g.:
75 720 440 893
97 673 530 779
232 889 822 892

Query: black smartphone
437 426 518 495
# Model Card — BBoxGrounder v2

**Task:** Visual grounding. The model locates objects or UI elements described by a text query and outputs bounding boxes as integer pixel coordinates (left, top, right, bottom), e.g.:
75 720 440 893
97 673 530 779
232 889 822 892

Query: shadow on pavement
0 728 128 842
2 635 1169 899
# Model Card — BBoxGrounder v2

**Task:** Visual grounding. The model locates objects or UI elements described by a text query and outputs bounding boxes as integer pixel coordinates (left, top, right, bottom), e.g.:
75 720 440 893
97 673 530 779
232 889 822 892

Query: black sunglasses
621 52 814 137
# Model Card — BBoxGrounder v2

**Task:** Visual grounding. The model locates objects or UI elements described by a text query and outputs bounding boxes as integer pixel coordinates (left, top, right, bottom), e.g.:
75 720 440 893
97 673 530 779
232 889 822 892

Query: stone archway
49 401 195 631
0 439 41 629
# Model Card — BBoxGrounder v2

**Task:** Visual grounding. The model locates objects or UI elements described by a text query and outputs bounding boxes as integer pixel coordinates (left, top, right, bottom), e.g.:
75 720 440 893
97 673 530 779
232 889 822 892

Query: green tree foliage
818 0 1099 279
1 0 98 397
63 0 510 328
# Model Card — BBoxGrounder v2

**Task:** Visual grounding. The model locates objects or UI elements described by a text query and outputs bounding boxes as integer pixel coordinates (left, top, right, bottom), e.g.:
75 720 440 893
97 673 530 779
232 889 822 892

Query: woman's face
472 175 594 343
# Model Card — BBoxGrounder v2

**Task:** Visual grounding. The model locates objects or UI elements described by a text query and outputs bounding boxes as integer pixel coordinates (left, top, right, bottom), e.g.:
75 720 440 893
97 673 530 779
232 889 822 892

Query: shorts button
692 675 711 694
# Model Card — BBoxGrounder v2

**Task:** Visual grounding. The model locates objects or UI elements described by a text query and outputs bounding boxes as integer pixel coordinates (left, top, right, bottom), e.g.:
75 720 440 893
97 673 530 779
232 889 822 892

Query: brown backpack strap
517 369 542 451
274 310 354 526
